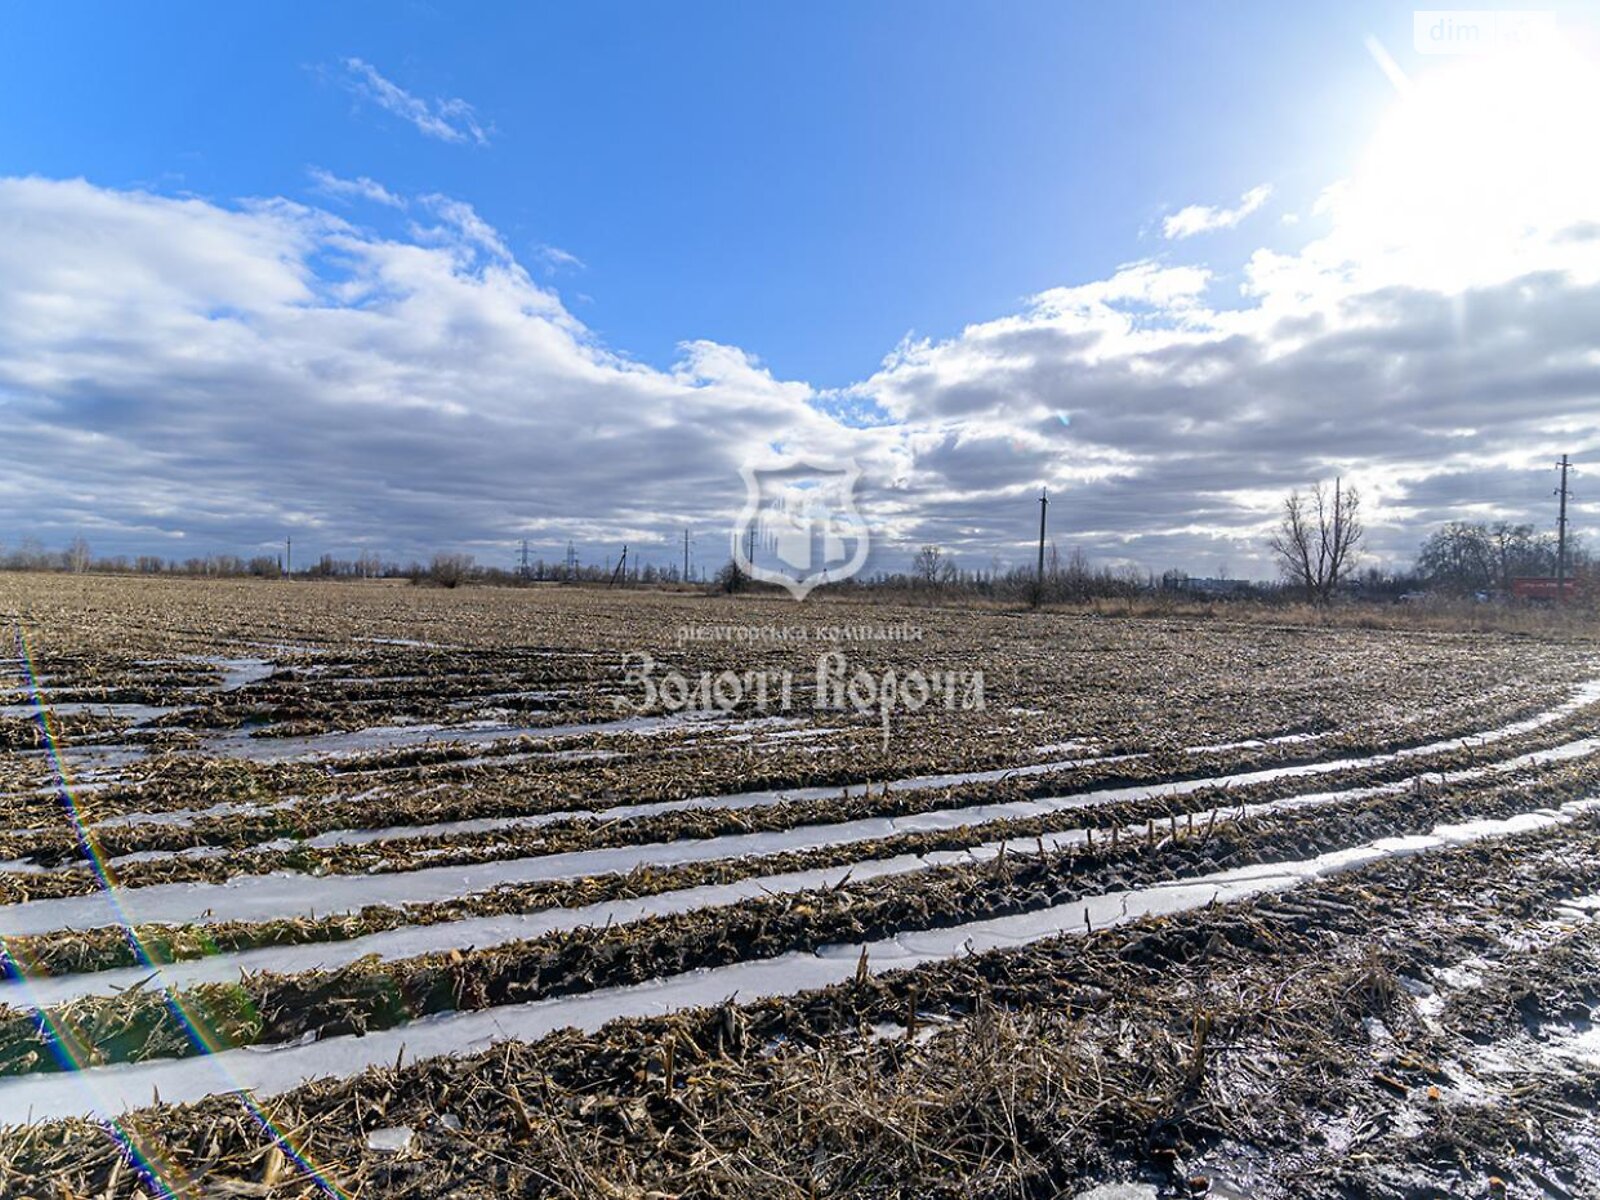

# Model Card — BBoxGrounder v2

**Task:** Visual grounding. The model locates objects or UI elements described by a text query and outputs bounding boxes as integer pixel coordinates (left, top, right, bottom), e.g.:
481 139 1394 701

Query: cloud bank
1 54 1597 578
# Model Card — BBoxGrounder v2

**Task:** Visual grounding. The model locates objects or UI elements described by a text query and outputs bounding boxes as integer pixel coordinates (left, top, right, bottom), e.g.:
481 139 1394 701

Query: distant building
1183 577 1253 597
1161 573 1253 597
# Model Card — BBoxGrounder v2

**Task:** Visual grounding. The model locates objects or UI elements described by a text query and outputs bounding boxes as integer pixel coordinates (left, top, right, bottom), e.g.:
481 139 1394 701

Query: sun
1331 30 1600 289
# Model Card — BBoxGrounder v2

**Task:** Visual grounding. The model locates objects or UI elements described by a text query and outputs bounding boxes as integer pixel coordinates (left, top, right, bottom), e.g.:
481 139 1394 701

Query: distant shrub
428 552 475 589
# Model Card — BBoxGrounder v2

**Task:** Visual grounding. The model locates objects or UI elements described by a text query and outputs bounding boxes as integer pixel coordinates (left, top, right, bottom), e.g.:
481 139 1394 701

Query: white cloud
534 244 586 275
340 57 490 146
0 177 901 568
307 166 405 208
858 65 1600 570
4 45 1599 578
415 194 514 262
1162 184 1273 239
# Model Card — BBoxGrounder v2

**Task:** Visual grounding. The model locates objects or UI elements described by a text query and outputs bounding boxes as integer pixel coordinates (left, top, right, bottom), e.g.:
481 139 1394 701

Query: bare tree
1269 478 1362 603
65 537 91 574
913 544 945 587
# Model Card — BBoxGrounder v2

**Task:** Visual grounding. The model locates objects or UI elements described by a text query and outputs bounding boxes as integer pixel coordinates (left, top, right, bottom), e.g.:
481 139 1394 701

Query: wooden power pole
1034 488 1049 607
1556 454 1572 604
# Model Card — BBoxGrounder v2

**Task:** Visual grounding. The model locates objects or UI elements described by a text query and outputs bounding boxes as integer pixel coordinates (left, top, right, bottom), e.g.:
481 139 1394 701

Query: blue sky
3 1 1396 386
1 2 1598 577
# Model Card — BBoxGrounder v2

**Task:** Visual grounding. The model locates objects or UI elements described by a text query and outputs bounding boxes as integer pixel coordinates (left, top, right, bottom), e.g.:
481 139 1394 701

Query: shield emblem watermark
733 457 870 599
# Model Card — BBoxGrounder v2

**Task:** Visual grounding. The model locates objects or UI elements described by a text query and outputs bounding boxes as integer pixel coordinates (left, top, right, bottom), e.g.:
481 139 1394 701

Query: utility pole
565 540 577 581
1556 454 1572 604
747 523 757 567
519 538 530 581
285 535 292 578
683 528 690 583
1034 488 1049 608
1325 475 1345 600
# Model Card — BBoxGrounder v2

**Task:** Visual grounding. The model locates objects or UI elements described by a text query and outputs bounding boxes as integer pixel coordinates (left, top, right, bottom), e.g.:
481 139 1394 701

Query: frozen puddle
194 657 276 693
9 736 1599 1006
6 794 1600 1121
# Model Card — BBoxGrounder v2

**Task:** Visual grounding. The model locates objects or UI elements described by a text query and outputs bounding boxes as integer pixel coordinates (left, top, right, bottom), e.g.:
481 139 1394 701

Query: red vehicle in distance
1511 576 1581 602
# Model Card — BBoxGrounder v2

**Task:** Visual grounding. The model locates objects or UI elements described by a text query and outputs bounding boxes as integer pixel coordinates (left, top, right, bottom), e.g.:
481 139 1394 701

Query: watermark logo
1413 10 1556 55
616 649 984 749
733 456 870 600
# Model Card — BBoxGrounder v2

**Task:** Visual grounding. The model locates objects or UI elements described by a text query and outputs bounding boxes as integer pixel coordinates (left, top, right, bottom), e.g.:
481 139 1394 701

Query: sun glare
1338 34 1600 288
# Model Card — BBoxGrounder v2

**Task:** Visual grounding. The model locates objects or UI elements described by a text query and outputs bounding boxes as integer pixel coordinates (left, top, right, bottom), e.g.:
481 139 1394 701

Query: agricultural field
1 573 1599 1198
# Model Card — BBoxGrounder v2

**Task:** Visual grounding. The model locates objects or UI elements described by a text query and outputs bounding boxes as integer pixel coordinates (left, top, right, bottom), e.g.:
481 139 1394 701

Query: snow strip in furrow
3 689 1598 940
0 784 1394 1007
178 712 809 764
0 703 179 722
32 714 805 784
61 750 1121 860
161 728 1330 853
6 794 1599 1122
20 748 1122 844
9 736 1599 1008
52 677 1600 864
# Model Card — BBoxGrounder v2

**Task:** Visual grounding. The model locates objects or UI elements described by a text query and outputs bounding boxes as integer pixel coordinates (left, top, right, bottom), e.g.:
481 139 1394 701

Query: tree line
1264 480 1585 601
0 492 1585 603
0 540 711 589
1411 520 1585 595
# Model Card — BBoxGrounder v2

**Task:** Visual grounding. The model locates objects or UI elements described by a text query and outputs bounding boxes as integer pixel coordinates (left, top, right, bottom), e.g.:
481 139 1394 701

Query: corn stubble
0 574 1597 1197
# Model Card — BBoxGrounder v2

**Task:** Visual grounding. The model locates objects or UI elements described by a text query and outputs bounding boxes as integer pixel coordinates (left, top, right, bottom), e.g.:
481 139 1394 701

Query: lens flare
4 624 352 1200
